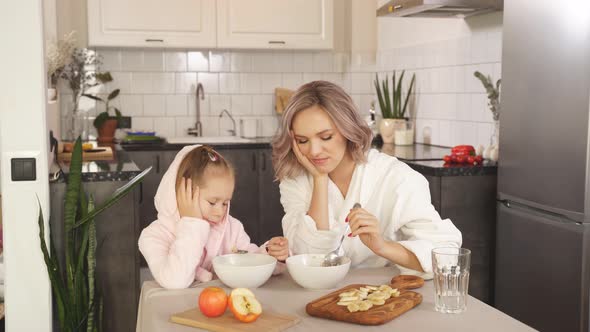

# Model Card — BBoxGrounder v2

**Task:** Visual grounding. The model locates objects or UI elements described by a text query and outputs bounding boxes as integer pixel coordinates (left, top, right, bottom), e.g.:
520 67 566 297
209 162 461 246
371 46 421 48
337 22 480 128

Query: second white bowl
212 253 276 288
286 254 351 289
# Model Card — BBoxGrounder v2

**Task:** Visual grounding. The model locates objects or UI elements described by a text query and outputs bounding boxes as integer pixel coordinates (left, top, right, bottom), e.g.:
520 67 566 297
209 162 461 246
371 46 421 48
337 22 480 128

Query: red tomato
467 156 475 165
456 155 466 164
199 287 228 317
475 155 483 164
451 155 458 163
443 155 452 163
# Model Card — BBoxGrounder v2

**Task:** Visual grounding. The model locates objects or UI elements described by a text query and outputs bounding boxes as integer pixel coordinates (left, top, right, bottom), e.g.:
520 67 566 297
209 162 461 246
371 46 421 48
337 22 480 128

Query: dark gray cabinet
422 173 497 304
128 146 284 248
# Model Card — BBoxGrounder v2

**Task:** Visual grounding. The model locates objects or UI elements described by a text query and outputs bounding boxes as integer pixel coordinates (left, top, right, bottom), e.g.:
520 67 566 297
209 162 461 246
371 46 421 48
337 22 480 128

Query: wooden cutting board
305 275 424 326
170 307 300 332
58 146 114 161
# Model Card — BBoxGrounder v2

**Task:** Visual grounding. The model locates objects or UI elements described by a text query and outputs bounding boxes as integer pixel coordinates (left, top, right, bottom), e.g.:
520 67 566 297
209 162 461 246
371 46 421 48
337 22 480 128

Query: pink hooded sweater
138 145 282 289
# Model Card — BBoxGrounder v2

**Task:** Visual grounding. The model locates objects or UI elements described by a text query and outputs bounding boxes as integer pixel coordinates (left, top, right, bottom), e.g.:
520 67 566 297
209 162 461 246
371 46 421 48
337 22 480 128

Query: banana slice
359 300 374 311
359 287 371 293
369 298 386 305
347 302 361 313
365 285 378 291
339 290 358 298
337 300 356 306
339 296 359 302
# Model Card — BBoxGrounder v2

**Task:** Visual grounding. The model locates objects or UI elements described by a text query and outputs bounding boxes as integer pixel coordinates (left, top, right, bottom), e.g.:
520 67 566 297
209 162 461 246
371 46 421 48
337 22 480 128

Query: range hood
377 0 503 18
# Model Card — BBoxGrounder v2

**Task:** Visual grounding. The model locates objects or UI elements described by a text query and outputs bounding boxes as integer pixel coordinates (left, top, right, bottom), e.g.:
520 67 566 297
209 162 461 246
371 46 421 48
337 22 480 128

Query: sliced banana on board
337 284 403 312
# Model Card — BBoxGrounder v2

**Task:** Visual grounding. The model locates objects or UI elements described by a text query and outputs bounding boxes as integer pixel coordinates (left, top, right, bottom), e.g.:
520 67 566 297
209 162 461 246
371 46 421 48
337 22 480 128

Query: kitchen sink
166 136 254 144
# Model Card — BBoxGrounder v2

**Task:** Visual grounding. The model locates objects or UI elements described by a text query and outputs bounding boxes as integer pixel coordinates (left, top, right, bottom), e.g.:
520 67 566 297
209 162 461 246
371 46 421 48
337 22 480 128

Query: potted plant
46 31 76 103
374 70 416 144
37 137 150 332
84 72 122 144
474 71 501 147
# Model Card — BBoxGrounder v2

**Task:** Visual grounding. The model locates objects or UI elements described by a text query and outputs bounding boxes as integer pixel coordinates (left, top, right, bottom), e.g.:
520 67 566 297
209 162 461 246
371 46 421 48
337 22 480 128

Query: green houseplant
474 71 501 146
84 72 122 144
374 70 416 144
38 137 150 332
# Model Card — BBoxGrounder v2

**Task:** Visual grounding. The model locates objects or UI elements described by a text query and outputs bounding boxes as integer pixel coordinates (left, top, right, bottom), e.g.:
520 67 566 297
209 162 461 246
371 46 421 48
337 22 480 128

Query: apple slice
228 288 262 323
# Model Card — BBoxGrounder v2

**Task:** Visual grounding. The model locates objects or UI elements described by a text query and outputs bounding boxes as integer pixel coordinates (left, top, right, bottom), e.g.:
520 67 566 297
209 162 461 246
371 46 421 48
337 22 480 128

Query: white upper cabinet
87 0 216 48
216 0 334 50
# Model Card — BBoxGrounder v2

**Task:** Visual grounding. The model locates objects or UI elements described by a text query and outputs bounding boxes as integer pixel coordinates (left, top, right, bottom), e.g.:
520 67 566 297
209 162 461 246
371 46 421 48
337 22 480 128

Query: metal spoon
322 203 361 267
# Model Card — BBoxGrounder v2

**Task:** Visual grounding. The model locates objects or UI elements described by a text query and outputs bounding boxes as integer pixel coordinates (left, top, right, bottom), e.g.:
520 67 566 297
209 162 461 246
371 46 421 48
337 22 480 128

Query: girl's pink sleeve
138 217 210 289
229 216 287 275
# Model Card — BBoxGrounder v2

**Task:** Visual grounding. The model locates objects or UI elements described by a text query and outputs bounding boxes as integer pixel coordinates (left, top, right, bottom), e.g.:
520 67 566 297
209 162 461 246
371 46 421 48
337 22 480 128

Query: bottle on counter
366 101 379 137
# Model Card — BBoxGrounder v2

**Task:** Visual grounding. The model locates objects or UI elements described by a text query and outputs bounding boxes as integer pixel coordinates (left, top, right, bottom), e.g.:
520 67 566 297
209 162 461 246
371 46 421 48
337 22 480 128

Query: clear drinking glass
432 247 471 313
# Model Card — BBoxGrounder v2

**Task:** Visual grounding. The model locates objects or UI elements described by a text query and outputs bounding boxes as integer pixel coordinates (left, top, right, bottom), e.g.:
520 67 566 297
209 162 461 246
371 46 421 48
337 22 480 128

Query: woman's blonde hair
175 145 234 192
271 81 372 180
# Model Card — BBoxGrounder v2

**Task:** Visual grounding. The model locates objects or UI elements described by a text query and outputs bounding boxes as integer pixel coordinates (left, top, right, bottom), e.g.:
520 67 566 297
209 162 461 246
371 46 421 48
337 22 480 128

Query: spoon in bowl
322 203 361 267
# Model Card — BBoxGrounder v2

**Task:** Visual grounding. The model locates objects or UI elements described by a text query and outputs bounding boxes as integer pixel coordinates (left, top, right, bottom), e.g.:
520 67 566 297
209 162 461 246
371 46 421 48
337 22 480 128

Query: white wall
376 8 503 147
0 0 53 330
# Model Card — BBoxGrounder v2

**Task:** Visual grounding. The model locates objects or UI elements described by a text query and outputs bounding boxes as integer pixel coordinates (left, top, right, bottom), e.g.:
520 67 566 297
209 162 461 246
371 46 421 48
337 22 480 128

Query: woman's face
291 105 348 174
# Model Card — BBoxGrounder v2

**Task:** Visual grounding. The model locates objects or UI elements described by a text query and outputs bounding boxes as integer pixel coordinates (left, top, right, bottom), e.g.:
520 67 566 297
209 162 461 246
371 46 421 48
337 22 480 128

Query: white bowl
212 254 277 288
286 254 351 290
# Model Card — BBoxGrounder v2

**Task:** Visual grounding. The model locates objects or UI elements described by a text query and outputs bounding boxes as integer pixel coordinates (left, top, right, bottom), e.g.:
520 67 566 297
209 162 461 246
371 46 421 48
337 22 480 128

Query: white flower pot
379 119 407 144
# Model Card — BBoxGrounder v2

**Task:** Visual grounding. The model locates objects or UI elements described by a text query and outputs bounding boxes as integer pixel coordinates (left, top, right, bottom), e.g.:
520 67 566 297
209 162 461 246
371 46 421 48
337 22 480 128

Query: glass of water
432 247 471 313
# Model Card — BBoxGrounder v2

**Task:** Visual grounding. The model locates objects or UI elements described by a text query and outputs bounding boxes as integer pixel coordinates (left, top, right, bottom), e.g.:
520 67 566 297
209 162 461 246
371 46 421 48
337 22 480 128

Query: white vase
379 119 407 144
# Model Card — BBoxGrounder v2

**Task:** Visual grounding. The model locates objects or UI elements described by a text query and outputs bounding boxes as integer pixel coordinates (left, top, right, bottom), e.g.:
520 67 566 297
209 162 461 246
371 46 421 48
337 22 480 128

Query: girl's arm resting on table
138 217 211 289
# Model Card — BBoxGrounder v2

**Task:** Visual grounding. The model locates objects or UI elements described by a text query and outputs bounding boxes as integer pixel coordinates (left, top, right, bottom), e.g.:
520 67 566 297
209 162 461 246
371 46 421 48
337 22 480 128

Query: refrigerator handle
498 199 511 207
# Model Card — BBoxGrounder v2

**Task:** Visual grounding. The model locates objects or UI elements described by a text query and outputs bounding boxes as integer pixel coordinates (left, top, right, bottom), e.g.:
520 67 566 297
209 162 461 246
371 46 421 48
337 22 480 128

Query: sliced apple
228 288 262 323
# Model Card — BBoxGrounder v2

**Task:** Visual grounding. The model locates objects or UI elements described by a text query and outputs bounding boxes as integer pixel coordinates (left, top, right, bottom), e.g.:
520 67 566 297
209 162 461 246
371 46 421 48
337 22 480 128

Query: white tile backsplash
231 95 252 115
165 52 188 72
86 26 501 145
143 95 166 116
175 72 197 94
188 51 209 72
166 95 188 116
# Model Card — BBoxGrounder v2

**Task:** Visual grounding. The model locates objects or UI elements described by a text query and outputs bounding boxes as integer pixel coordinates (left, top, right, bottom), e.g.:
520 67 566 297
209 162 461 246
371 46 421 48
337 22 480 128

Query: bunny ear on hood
153 144 203 232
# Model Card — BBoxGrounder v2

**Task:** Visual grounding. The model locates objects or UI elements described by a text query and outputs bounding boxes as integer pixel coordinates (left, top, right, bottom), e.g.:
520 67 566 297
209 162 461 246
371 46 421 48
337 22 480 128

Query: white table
136 267 537 332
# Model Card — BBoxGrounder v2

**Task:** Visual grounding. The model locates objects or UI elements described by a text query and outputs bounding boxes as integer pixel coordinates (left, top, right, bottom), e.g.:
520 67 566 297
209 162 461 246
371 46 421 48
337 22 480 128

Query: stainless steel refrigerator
495 1 590 332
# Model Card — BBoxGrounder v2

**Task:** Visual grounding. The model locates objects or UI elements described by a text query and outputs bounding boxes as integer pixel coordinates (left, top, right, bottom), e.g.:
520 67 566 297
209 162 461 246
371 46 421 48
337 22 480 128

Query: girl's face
291 105 349 174
198 173 235 223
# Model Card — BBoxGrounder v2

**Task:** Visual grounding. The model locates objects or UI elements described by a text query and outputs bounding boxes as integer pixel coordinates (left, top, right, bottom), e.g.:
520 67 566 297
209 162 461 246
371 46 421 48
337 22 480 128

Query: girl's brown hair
175 145 234 192
271 80 372 180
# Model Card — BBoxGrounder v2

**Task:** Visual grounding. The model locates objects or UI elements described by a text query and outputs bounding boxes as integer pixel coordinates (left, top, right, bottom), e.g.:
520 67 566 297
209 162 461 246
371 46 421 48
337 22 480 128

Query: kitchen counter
120 140 497 177
136 267 535 332
376 143 498 177
52 146 142 182
120 137 273 151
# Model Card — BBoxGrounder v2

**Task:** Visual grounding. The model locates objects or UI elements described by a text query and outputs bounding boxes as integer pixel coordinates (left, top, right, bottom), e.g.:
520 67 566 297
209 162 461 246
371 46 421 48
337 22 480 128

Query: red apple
198 287 228 318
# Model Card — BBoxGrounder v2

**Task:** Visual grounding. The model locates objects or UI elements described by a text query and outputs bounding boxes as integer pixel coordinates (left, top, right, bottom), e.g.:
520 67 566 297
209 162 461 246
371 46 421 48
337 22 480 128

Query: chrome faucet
219 109 237 136
188 83 205 136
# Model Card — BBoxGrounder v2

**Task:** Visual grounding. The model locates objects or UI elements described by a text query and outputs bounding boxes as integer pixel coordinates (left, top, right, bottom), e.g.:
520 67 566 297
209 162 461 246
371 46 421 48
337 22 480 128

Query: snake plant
38 137 150 331
374 70 416 119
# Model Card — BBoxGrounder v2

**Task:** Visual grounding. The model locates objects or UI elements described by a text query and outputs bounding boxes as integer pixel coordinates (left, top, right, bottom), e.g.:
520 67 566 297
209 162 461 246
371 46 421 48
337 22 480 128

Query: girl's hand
290 131 324 178
266 236 289 262
347 208 386 255
177 177 202 219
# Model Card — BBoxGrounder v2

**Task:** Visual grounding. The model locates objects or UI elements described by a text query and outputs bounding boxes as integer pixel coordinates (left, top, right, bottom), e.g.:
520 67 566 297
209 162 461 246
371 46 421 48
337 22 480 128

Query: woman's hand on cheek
266 236 289 262
290 131 324 178
347 208 385 255
177 177 203 219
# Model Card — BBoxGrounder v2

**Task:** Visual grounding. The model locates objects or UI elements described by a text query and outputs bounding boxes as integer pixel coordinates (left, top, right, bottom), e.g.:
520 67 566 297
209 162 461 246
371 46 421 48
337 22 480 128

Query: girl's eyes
321 135 332 141
222 202 228 207
208 201 229 207
296 139 308 144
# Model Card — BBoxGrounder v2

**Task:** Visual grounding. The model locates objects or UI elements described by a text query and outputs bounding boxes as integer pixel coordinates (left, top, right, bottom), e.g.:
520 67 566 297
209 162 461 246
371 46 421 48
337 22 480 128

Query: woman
271 81 461 275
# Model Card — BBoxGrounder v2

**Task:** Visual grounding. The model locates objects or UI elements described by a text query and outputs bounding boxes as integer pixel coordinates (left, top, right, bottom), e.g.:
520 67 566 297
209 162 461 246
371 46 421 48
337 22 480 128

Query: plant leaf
64 138 83 308
107 89 120 101
374 75 387 118
401 73 416 118
82 94 103 102
74 167 152 228
93 112 109 130
95 72 113 84
87 196 97 332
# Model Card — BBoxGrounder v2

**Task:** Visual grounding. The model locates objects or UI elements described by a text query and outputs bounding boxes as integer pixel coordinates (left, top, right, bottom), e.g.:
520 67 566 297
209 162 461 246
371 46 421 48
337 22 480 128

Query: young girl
138 145 289 289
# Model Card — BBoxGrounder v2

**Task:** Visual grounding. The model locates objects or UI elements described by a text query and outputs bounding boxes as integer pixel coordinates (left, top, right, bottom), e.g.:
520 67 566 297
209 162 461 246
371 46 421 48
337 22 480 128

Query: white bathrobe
280 149 462 274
